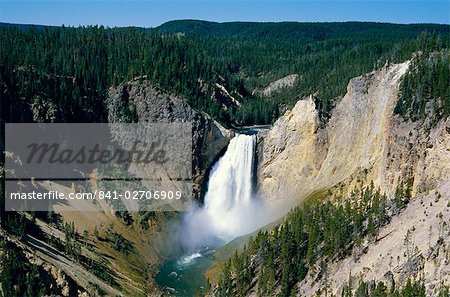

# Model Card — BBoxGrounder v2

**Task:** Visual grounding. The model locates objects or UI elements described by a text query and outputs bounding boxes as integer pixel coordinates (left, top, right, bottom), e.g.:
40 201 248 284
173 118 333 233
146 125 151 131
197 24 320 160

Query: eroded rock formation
256 61 450 295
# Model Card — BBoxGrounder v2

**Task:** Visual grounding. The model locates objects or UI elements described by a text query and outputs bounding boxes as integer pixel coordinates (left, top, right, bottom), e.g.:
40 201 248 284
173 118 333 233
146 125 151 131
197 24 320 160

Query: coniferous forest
1 21 449 125
395 50 450 125
1 19 450 297
215 182 415 297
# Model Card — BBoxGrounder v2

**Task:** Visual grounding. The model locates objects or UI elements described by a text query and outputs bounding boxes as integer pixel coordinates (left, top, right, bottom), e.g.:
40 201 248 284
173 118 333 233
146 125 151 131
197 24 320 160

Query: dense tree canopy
158 21 450 122
395 49 450 125
1 21 449 125
0 24 238 123
216 181 413 297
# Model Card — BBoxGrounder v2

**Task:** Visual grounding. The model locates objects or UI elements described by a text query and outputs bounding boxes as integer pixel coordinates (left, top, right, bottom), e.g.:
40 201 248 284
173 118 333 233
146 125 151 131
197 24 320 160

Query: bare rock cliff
257 61 450 295
258 62 413 201
108 79 233 197
254 74 300 97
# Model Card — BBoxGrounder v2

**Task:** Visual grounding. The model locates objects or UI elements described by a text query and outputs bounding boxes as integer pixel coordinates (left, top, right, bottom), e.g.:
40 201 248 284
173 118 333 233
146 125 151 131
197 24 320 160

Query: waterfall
159 133 269 295
182 133 263 249
203 133 256 238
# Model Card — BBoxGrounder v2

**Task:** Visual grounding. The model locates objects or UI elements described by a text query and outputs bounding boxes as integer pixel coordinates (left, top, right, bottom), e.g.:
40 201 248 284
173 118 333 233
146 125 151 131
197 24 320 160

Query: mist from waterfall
181 133 270 251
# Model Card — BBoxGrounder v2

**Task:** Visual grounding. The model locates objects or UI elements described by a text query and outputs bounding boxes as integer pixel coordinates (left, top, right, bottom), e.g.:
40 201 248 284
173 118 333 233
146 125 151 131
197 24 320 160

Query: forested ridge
0 23 244 123
158 21 450 122
0 240 74 297
1 21 449 125
395 50 450 125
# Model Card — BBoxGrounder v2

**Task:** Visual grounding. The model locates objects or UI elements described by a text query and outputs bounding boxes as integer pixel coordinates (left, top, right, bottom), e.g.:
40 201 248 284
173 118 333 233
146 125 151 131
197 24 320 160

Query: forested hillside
215 182 413 296
1 21 449 126
158 21 449 122
214 181 450 297
0 24 244 123
395 50 449 125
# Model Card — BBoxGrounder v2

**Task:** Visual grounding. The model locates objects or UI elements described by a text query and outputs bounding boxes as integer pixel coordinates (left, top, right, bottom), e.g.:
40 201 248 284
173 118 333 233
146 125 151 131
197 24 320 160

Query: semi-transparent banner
5 123 193 211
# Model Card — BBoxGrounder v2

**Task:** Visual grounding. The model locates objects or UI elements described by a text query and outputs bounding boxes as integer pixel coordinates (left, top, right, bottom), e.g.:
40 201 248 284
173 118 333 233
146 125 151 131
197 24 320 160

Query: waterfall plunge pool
155 239 224 296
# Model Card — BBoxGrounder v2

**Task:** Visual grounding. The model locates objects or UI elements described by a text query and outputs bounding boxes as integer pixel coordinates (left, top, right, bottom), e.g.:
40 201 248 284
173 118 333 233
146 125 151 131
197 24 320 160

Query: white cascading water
161 133 275 296
203 133 256 238
182 133 264 249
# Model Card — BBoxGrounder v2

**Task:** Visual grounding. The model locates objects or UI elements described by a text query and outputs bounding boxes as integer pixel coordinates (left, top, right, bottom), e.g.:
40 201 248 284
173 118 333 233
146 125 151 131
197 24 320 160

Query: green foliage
139 211 157 230
394 178 413 211
355 279 369 297
159 21 450 123
0 25 239 124
87 258 118 287
395 48 450 125
1 212 44 240
217 259 233 297
45 210 62 226
216 182 412 296
439 286 449 297
0 241 63 297
115 211 134 226
348 278 427 297
62 221 82 260
110 231 133 255
2 22 449 127
372 281 389 297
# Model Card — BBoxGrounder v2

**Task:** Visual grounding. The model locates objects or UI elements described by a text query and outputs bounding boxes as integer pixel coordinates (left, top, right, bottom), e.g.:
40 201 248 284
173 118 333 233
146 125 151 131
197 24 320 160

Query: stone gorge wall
256 61 450 295
108 79 233 200
257 62 415 202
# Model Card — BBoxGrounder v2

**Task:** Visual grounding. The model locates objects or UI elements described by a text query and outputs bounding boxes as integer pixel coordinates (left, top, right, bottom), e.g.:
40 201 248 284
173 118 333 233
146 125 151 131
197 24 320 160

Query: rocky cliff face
257 61 450 294
259 62 413 201
257 94 324 202
108 79 233 198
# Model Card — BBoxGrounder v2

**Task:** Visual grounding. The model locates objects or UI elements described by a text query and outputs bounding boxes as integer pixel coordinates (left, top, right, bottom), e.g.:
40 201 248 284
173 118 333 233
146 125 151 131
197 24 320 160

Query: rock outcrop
0 79 235 297
254 74 300 97
214 83 242 109
298 176 450 296
108 79 234 198
257 61 450 295
258 62 414 202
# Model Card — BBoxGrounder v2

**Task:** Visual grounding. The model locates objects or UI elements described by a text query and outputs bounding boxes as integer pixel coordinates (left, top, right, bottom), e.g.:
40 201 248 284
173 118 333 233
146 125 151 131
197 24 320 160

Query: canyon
2 59 449 296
